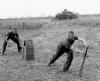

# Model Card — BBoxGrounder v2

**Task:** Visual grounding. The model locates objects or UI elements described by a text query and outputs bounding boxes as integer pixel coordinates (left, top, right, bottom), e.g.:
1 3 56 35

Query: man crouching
2 28 22 55
47 31 88 72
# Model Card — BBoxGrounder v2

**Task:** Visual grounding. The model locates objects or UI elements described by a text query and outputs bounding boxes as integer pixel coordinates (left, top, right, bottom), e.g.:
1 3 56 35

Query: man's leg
63 49 73 72
47 45 65 67
11 37 22 52
2 40 7 55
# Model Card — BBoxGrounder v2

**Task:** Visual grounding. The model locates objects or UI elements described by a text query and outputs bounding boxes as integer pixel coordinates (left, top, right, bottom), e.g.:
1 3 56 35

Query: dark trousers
2 37 22 55
48 44 73 71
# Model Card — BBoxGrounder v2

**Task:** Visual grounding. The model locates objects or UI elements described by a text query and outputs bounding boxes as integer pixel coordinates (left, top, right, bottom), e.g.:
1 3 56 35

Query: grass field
0 16 100 81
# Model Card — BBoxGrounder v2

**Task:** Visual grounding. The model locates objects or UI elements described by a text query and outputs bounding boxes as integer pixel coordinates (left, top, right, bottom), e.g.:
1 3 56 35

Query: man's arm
73 49 84 53
15 33 19 38
78 37 88 47
71 46 84 54
72 37 88 54
4 32 9 41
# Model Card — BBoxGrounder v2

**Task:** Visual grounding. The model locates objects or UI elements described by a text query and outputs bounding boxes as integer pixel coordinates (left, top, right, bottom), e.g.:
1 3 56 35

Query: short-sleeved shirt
6 31 19 40
60 35 78 49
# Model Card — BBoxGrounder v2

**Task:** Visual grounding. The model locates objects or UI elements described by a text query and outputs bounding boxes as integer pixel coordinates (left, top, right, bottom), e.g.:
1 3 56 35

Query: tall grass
0 21 43 30
0 16 100 30
0 17 52 30
67 17 100 27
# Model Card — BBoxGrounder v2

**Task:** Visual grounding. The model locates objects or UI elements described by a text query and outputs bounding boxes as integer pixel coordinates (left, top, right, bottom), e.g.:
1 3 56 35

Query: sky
0 0 100 18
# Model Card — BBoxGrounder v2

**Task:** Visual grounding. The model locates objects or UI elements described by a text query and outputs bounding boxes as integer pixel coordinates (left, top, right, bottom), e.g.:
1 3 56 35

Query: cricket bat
79 46 89 77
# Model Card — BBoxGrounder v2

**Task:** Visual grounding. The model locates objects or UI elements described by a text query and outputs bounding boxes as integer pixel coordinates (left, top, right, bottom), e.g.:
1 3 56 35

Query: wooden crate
23 40 34 61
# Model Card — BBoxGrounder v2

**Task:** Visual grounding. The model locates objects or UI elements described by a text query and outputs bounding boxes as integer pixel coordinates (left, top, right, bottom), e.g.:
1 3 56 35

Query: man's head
13 28 17 33
68 31 74 37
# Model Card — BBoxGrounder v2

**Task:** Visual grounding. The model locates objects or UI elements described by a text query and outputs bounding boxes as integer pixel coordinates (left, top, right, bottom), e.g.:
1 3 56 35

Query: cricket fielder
2 28 22 55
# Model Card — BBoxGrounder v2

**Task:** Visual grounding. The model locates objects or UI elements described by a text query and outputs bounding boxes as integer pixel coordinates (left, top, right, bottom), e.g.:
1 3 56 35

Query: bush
55 9 78 20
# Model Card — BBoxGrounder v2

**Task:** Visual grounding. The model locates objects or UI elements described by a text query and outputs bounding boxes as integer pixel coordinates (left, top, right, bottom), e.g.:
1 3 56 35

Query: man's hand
3 37 7 42
85 45 89 48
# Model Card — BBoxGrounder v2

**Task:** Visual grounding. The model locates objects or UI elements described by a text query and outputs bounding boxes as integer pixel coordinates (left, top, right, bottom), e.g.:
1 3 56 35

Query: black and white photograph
0 0 100 81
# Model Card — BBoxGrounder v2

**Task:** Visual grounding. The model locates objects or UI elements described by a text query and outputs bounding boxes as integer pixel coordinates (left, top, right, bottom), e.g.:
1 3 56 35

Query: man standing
2 28 22 55
47 31 88 72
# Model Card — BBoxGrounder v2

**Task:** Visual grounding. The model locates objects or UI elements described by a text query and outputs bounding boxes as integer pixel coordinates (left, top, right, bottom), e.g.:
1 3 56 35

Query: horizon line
0 13 100 19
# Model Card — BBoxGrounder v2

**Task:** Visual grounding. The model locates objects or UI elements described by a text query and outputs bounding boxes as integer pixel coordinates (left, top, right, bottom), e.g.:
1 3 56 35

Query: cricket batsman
47 31 88 72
